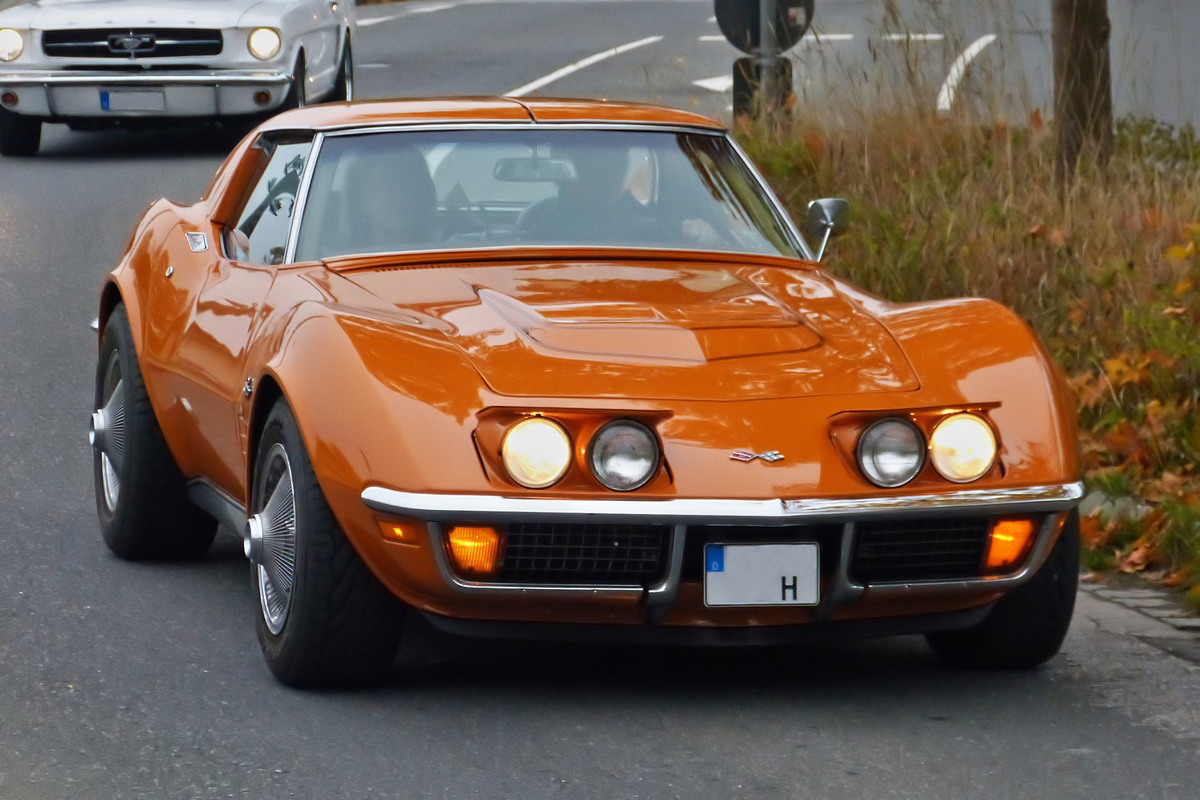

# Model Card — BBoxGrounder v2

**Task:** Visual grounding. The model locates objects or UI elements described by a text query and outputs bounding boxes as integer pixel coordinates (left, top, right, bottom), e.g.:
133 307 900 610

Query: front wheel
331 40 353 102
0 109 42 157
926 511 1079 669
249 400 405 687
281 55 307 110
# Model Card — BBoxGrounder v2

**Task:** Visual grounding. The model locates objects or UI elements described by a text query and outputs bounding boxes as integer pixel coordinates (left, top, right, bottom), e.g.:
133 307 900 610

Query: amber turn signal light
378 517 423 544
986 519 1036 571
447 526 502 575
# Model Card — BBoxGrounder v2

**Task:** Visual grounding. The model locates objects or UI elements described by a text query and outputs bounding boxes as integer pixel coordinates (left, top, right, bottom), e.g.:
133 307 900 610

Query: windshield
293 128 802 261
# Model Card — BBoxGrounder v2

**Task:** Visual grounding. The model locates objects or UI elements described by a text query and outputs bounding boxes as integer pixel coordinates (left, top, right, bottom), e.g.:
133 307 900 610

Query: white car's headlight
589 420 659 492
857 418 925 488
929 413 997 483
0 29 24 63
247 28 282 61
502 417 572 489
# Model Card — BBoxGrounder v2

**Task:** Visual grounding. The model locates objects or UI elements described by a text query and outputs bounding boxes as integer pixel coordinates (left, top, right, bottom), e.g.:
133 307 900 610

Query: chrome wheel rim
255 443 297 635
94 351 126 512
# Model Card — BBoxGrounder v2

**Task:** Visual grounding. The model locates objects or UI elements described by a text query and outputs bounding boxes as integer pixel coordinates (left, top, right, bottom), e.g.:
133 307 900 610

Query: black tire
330 40 353 102
0 108 42 157
926 511 1080 669
281 55 307 110
93 305 217 560
251 400 405 688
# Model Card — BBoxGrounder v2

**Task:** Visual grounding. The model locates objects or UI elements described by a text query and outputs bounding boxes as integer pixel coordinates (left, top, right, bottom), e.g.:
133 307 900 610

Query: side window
228 139 312 265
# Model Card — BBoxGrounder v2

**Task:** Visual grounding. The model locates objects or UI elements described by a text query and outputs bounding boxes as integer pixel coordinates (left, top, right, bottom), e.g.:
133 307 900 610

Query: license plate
704 543 819 607
100 90 165 112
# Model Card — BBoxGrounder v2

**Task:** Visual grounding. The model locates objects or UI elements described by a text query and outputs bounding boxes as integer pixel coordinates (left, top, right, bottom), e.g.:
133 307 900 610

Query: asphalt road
3 1 1200 798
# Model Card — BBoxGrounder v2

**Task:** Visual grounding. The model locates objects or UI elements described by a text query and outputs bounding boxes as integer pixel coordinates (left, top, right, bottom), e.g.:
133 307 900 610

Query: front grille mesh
42 29 224 59
498 522 671 585
850 517 991 584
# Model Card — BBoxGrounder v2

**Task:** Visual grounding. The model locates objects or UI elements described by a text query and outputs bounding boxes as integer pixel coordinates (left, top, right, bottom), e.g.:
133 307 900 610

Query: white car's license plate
704 543 820 607
101 90 165 112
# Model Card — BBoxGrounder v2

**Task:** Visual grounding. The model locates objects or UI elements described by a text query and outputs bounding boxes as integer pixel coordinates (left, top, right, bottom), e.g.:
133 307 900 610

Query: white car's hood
20 1 265 29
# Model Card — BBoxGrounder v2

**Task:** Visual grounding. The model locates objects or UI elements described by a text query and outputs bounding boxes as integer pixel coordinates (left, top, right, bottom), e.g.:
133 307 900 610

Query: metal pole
758 0 774 113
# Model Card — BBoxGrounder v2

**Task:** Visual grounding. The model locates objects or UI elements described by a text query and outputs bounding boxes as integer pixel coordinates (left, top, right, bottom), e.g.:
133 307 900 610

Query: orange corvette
91 98 1083 687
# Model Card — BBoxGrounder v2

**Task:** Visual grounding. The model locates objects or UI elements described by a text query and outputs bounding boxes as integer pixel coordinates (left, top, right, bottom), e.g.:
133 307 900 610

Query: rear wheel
0 109 42 157
92 305 217 560
249 400 405 687
926 511 1079 669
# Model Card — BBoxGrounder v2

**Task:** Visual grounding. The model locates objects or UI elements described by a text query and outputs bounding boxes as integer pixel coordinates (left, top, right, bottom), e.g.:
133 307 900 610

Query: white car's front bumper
0 69 293 119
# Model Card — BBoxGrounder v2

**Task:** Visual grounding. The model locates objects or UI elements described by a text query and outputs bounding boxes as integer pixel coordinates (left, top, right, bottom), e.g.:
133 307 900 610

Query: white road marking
884 33 945 42
937 33 998 112
359 63 392 70
810 33 854 41
411 2 456 13
694 75 734 93
356 1 457 27
505 36 664 97
357 16 402 28
699 35 727 42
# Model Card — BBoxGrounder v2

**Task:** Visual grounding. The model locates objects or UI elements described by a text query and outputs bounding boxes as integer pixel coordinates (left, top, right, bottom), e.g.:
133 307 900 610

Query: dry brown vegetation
739 109 1200 602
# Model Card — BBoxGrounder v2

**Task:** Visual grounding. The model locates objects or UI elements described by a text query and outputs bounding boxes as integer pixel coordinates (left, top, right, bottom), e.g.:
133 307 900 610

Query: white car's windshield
293 129 802 261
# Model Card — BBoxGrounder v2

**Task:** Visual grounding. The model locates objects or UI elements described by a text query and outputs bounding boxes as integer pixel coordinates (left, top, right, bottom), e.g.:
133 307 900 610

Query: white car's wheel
332 40 353 102
0 109 41 157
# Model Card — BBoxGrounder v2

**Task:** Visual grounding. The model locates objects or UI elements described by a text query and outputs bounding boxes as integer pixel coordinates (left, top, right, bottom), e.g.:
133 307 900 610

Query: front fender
875 296 1080 484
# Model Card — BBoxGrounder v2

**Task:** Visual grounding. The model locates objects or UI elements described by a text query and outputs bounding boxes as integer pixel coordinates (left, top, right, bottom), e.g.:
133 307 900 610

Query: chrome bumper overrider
362 482 1084 621
360 482 1084 525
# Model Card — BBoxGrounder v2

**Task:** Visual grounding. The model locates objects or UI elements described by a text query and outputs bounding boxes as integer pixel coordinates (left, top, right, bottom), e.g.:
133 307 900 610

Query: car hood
340 257 921 402
22 0 262 29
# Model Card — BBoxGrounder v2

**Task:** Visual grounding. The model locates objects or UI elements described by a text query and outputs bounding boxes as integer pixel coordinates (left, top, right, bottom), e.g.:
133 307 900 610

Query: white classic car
0 0 356 155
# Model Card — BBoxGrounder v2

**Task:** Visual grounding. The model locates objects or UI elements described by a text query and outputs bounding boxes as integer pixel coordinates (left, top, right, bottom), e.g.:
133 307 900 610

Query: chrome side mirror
803 198 850 261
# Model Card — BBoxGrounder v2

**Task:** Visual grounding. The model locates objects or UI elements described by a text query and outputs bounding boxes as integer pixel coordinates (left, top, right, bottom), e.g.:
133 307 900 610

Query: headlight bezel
588 419 661 492
501 417 573 490
247 27 282 61
0 28 24 63
855 417 926 489
929 412 998 483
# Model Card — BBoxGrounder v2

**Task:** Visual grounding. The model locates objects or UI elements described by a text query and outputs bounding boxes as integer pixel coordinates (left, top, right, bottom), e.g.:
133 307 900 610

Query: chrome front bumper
362 481 1084 622
361 482 1085 526
0 69 292 118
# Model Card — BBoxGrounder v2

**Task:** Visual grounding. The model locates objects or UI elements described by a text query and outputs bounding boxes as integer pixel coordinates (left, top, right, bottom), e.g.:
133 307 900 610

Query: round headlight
502 417 572 489
857 418 925 488
247 27 282 61
0 29 24 63
588 420 660 492
929 413 997 483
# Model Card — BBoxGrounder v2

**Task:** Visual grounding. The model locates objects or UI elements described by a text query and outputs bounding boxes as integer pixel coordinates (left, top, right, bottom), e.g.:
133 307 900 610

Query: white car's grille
42 29 224 60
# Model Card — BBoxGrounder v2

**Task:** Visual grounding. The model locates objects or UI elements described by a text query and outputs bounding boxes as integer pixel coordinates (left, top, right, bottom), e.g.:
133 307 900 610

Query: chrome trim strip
0 70 292 87
361 481 1084 525
726 134 816 261
314 121 724 136
283 132 325 265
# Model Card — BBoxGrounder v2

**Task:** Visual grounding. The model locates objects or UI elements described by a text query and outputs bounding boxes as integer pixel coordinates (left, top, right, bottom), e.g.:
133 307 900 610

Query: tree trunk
1053 0 1114 184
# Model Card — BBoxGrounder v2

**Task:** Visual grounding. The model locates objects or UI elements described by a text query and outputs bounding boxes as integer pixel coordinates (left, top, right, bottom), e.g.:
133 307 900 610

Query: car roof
258 97 725 134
